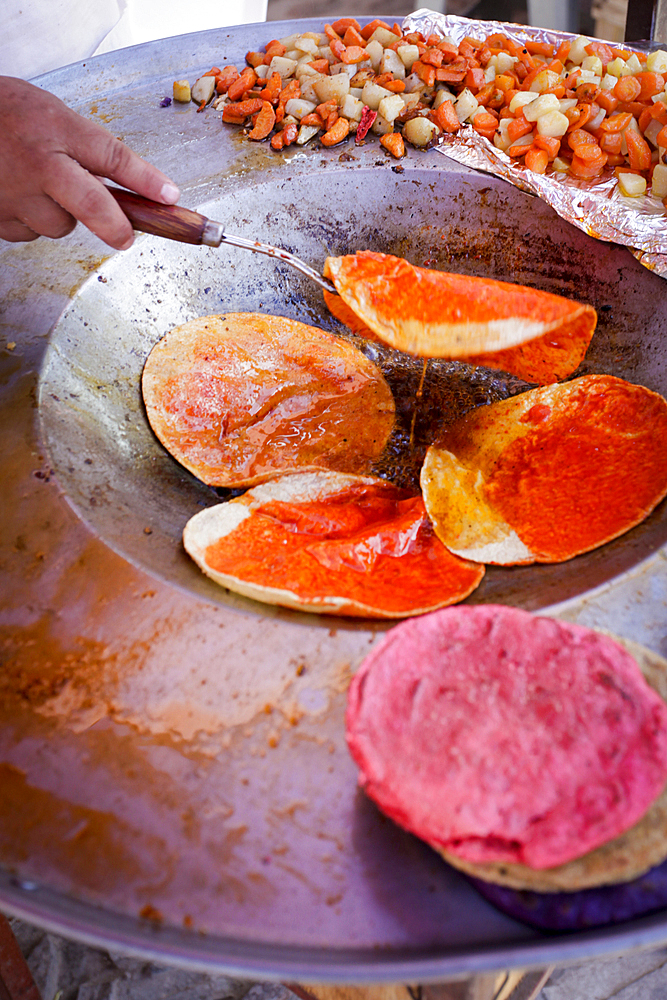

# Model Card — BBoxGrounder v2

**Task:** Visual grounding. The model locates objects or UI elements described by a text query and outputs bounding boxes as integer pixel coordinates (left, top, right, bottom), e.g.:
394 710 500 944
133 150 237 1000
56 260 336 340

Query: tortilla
420 374 667 565
323 251 596 383
345 606 667 872
183 471 485 618
142 313 395 487
439 637 667 892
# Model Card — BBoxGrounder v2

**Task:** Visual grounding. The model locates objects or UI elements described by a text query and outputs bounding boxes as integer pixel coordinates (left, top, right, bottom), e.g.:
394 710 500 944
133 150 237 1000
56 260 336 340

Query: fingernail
160 182 180 204
118 234 134 251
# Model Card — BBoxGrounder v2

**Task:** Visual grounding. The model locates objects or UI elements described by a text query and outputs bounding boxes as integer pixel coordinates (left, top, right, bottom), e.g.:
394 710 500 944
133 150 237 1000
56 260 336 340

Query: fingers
64 113 180 205
0 219 39 243
44 155 136 250
14 193 76 240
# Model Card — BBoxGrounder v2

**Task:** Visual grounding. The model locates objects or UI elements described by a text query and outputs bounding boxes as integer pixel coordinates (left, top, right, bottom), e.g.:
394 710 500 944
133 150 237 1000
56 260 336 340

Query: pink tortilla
345 606 667 870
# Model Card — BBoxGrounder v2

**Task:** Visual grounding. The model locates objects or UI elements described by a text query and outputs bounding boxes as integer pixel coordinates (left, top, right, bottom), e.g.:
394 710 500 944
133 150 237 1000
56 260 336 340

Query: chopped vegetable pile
172 18 667 200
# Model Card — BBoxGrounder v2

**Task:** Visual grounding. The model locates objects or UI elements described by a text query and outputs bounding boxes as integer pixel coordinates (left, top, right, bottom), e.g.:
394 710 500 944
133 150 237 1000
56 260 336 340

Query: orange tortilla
142 313 395 487
183 472 485 618
323 251 596 383
420 374 667 565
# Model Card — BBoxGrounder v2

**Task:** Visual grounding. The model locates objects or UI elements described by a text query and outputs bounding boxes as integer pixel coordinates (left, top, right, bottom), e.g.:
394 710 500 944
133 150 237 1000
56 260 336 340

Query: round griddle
1 18 667 982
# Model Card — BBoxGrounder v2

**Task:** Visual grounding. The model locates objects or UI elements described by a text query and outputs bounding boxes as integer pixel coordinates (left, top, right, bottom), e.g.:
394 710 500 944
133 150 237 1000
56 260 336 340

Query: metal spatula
108 186 337 294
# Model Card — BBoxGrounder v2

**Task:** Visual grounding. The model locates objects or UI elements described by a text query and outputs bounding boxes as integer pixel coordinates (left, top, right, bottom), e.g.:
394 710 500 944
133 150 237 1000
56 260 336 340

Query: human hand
0 76 180 249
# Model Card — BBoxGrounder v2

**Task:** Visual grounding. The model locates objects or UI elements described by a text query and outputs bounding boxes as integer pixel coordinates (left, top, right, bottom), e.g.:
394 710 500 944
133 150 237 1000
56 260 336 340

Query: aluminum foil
403 9 667 277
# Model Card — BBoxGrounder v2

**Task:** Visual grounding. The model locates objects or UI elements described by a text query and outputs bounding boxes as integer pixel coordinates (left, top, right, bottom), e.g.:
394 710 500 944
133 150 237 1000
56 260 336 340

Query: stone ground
7 916 667 1000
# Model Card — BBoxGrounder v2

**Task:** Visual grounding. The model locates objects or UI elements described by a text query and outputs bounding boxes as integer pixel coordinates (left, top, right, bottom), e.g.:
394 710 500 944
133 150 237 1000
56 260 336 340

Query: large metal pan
1 18 667 983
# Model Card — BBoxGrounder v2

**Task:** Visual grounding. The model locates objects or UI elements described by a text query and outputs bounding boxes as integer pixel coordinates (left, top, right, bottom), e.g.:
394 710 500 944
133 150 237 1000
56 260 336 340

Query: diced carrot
331 17 361 33
525 40 554 57
259 71 282 104
606 152 626 166
384 79 406 93
458 39 478 60
413 60 436 88
576 82 600 103
616 100 649 118
227 67 257 101
508 140 534 157
569 150 607 177
525 147 549 172
568 128 598 150
247 101 276 140
634 72 665 100
391 22 403 37
625 129 652 171
639 106 654 133
432 99 460 133
657 124 667 146
316 99 338 119
380 132 405 157
613 75 642 102
436 40 459 60
264 40 287 58
321 117 350 146
477 45 493 66
308 59 330 74
245 51 265 68
585 40 614 65
343 26 366 47
436 64 467 83
597 91 618 114
299 113 324 128
421 48 445 68
494 74 515 92
341 44 367 64
565 104 591 130
533 134 560 158
599 131 623 154
215 66 240 94
555 40 571 62
222 98 263 122
599 111 633 132
466 67 486 91
507 117 533 142
360 19 391 40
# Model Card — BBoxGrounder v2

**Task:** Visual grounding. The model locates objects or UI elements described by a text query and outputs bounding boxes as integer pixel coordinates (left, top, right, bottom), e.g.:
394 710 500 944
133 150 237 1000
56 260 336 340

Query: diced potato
403 115 440 146
371 113 395 136
332 62 361 78
558 98 578 112
529 69 560 93
173 79 191 102
648 49 667 73
295 62 320 80
278 33 298 48
319 45 336 64
607 57 631 77
621 117 640 155
432 87 456 109
582 55 603 75
313 74 350 102
365 39 384 71
484 65 496 83
455 88 479 122
299 78 320 103
397 44 420 71
523 93 560 121
536 109 570 137
380 49 406 79
296 124 321 145
361 80 393 110
269 55 298 78
509 90 540 114
579 70 601 85
626 53 643 73
378 93 406 123
588 105 606 129
367 27 401 47
646 118 665 146
618 172 647 196
292 35 320 55
350 67 374 87
191 76 215 105
552 157 570 171
284 98 317 119
568 35 590 65
285 49 302 60
600 73 618 91
400 92 421 112
404 72 426 94
340 94 365 121
652 162 667 197
493 118 513 152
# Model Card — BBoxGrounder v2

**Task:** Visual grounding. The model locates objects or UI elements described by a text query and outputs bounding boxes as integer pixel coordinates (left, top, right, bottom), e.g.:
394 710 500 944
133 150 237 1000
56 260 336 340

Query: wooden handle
107 186 210 245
